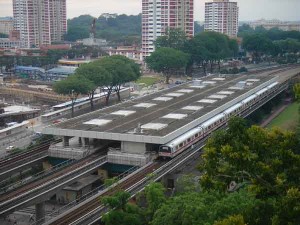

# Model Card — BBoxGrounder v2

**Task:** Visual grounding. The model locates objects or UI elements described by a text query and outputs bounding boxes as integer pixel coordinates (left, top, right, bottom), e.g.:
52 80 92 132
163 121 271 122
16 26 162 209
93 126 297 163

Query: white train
159 82 279 158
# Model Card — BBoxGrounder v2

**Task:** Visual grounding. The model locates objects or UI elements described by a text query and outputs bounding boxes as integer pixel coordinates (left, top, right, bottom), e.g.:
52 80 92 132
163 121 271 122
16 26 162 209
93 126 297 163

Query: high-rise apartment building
12 0 67 48
204 0 239 37
142 0 194 57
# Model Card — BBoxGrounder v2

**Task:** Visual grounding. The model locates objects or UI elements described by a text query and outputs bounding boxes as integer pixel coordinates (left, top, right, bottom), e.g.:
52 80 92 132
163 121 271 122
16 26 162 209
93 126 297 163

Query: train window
187 138 191 142
195 133 199 138
179 143 183 148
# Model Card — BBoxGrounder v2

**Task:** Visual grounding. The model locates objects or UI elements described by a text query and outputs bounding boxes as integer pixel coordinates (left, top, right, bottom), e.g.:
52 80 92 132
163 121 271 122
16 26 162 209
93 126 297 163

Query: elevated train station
42 67 300 166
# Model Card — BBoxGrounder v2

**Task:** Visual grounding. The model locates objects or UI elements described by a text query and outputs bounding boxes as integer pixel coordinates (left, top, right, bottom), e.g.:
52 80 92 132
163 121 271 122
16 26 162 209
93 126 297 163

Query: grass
136 76 161 86
267 102 299 131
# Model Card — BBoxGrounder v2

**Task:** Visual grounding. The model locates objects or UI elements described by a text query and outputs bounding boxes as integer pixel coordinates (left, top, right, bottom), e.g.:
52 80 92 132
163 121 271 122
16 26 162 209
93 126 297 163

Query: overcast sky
0 0 299 21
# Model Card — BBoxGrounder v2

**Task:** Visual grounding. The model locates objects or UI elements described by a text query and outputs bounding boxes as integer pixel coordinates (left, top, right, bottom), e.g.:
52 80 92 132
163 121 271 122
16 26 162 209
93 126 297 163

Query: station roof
46 66 77 75
43 67 300 144
15 66 45 73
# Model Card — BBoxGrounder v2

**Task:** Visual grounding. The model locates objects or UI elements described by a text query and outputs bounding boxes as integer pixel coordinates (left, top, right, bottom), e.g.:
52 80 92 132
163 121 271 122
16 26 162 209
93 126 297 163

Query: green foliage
293 83 300 101
229 67 239 74
53 75 95 96
144 182 166 221
101 191 143 225
272 188 300 225
239 67 248 73
104 177 119 188
145 47 189 84
213 215 246 225
198 117 300 224
94 55 141 102
53 75 95 116
155 28 188 50
239 26 300 42
175 174 199 194
242 34 274 61
186 31 238 73
200 117 300 197
151 190 259 225
65 14 142 45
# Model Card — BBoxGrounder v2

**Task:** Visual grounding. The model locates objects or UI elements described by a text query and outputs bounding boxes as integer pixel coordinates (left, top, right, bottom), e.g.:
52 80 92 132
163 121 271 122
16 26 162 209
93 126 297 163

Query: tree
75 62 112 110
242 34 274 62
155 28 188 50
199 117 300 224
175 174 199 194
143 182 166 222
95 55 141 104
53 75 95 117
151 190 259 225
214 215 246 225
186 32 237 73
101 191 143 225
145 47 189 84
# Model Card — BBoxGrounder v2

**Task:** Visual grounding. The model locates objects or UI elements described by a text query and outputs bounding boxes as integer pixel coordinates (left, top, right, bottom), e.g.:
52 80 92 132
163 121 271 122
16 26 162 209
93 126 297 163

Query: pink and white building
204 0 239 37
12 0 67 48
142 0 194 57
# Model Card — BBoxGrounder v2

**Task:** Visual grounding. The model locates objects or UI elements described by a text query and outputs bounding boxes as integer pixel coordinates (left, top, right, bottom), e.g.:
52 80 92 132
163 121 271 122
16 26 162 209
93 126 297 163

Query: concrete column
83 138 90 147
78 137 82 146
63 136 69 147
35 202 45 224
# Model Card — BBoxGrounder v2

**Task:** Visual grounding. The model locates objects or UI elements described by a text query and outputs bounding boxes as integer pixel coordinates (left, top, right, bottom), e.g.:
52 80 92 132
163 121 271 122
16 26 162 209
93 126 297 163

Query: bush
220 69 229 74
229 67 239 74
239 67 248 73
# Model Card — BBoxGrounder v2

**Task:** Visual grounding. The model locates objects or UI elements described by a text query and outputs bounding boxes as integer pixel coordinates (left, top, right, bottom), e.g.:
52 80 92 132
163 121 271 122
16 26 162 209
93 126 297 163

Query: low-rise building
46 66 77 81
15 66 46 79
108 46 143 63
0 105 40 127
0 17 14 35
0 38 21 49
248 19 300 32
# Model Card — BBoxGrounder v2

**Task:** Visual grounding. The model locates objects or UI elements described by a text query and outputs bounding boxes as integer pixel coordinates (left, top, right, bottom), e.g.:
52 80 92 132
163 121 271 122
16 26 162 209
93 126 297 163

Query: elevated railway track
0 152 107 216
43 71 295 225
0 138 59 179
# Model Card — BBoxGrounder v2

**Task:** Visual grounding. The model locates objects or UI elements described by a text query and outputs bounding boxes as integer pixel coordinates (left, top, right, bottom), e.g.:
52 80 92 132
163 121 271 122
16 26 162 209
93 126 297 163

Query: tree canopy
75 62 112 110
155 28 188 51
151 190 258 225
94 55 141 102
242 34 274 62
198 117 300 224
187 31 238 73
145 47 189 84
53 75 95 117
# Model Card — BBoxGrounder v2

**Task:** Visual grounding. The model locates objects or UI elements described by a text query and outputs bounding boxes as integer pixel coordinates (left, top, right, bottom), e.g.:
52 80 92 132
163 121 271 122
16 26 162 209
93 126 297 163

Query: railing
70 81 291 225
31 165 139 225
0 156 107 215
0 158 74 194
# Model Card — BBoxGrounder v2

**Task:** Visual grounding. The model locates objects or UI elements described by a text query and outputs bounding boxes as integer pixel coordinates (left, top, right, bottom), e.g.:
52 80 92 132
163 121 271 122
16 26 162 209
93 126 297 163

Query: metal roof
42 67 300 144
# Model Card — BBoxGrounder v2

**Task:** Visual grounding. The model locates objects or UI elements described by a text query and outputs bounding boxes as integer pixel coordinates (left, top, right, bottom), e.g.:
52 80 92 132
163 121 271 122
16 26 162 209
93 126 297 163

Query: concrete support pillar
78 137 82 146
83 138 90 147
63 136 69 147
35 202 45 224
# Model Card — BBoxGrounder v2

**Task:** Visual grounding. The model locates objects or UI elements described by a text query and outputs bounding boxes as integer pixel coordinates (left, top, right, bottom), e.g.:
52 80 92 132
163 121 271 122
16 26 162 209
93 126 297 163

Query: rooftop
46 66 77 75
43 67 300 144
0 105 40 116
